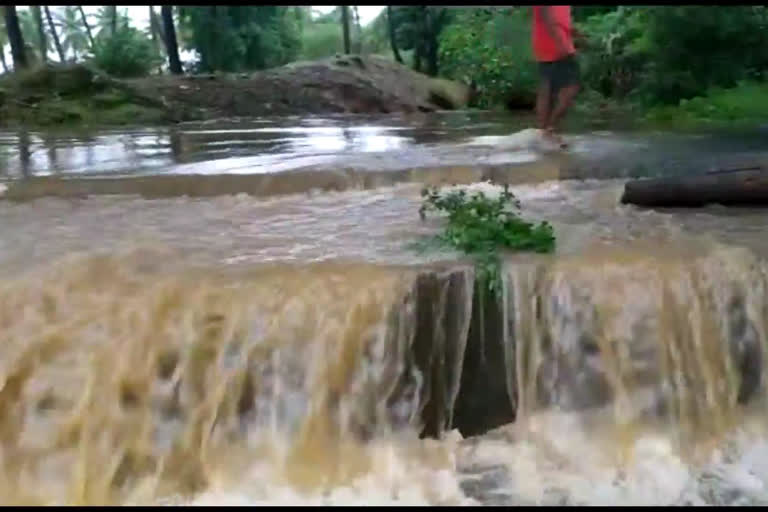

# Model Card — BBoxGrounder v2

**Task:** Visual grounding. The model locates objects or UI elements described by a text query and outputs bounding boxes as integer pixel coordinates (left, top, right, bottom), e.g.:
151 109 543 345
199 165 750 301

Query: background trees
1 5 767 112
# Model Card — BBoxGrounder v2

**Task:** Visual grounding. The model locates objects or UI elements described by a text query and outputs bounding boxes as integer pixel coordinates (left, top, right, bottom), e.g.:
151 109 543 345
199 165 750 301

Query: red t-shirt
532 6 575 62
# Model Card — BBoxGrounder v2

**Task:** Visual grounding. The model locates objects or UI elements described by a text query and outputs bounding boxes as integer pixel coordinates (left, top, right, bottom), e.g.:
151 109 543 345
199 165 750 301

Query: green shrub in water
418 184 555 295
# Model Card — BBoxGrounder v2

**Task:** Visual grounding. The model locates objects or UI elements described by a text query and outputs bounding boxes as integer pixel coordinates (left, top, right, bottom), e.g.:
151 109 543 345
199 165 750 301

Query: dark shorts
538 54 580 93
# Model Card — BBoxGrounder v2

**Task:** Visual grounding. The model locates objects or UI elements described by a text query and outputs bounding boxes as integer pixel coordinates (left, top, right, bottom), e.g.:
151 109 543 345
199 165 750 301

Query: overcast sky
89 6 385 31
13 6 384 30
4 6 385 66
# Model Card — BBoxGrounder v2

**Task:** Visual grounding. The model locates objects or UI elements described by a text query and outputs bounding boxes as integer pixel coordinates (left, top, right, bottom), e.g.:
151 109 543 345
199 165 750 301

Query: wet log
621 167 768 207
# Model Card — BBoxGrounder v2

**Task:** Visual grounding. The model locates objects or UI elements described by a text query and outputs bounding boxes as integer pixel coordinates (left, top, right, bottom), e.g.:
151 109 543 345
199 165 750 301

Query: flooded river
2 113 768 505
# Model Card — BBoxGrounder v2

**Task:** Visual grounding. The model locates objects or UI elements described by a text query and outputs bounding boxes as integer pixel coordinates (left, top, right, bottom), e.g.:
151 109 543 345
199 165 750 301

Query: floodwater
1 112 768 505
1 112 768 180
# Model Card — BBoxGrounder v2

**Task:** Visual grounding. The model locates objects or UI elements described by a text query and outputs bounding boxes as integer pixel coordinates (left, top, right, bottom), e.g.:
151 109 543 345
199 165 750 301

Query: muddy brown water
2 112 768 505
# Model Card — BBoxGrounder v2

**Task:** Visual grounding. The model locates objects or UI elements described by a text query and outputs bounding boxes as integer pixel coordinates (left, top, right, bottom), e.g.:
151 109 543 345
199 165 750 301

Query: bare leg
546 83 580 145
536 81 552 130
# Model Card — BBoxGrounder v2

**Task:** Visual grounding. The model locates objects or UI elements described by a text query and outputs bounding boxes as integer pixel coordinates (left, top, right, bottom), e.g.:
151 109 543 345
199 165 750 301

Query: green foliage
418 185 555 294
439 9 536 108
433 5 768 111
93 6 129 38
16 8 44 64
573 6 619 23
390 6 452 75
577 7 649 99
0 15 7 64
55 6 92 60
640 6 768 104
577 6 768 105
360 8 389 56
299 22 342 60
644 82 768 128
91 25 161 78
177 6 301 72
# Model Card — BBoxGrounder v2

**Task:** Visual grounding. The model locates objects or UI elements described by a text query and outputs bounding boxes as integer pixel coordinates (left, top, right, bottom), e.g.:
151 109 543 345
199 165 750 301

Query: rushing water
2 114 768 505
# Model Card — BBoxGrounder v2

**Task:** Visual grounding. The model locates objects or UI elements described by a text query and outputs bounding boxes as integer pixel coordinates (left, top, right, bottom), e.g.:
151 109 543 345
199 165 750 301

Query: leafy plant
577 7 649 99
418 184 555 295
177 6 301 72
91 24 161 78
439 9 536 109
56 6 93 61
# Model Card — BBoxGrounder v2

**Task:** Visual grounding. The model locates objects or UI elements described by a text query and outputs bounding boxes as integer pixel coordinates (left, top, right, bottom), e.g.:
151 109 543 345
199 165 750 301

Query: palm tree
16 8 44 63
31 6 47 63
77 6 94 49
94 6 121 38
0 46 7 73
352 6 362 53
0 16 9 72
3 6 28 70
387 6 403 64
160 6 182 74
56 6 90 60
148 6 163 55
109 5 117 35
340 5 351 54
44 6 65 62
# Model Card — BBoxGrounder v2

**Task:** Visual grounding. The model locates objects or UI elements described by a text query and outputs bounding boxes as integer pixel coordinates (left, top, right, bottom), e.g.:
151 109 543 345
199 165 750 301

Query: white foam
463 128 562 152
455 411 768 506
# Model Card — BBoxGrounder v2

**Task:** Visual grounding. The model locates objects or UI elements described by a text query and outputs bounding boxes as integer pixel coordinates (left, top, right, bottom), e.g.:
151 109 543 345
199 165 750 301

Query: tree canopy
2 5 768 110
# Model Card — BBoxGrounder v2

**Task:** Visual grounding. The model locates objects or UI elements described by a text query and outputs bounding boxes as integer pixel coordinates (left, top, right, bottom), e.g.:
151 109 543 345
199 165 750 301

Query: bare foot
543 127 568 149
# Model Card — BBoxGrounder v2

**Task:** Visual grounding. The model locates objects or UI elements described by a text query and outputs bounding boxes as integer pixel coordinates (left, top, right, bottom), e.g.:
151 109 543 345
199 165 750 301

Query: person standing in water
532 5 581 148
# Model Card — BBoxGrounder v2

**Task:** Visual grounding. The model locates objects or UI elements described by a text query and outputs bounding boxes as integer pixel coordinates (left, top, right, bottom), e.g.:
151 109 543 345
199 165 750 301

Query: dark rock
453 286 516 437
386 265 475 439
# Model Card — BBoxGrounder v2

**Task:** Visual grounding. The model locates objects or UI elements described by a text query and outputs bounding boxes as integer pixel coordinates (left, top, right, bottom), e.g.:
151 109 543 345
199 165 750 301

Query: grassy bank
641 82 768 131
552 82 768 133
2 63 767 133
0 65 169 128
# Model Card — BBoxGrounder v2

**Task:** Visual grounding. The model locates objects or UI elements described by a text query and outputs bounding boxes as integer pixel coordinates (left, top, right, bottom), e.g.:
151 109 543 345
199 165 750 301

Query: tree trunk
32 6 46 64
160 6 183 75
152 6 166 45
621 167 768 207
148 6 157 46
420 6 438 77
413 43 423 73
352 6 362 53
109 5 117 36
77 5 95 49
387 6 403 64
148 6 162 54
426 41 438 76
340 5 351 54
294 6 303 33
4 6 28 70
428 8 443 77
0 50 8 73
199 5 218 71
148 6 164 73
44 6 65 62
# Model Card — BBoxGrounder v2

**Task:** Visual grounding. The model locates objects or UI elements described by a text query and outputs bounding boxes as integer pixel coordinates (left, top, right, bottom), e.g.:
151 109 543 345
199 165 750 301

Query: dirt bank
0 56 472 128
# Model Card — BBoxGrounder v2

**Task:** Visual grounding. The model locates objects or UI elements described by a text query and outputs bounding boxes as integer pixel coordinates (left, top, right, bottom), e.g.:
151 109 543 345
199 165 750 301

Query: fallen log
621 167 768 207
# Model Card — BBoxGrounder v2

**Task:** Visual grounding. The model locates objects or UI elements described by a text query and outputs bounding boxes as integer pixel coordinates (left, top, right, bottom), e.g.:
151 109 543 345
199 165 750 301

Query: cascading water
1 179 768 505
504 244 767 435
